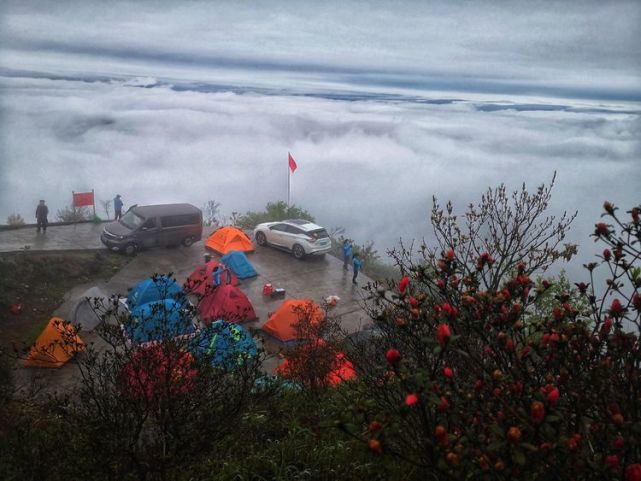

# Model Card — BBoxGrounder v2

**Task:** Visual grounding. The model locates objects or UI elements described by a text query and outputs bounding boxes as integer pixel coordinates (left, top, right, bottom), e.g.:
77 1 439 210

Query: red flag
288 153 297 173
73 191 94 207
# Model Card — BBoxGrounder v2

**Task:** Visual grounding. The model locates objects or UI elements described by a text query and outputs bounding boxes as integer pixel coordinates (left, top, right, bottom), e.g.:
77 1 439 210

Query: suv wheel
182 236 195 247
256 231 267 246
124 243 137 256
292 244 305 260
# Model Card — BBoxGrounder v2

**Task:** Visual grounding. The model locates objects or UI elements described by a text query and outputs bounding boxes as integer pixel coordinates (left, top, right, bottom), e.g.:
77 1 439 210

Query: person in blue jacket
352 252 362 284
342 239 352 271
113 194 123 221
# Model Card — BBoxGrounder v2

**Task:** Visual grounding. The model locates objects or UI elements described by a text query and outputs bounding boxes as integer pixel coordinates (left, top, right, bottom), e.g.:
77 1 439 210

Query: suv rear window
308 229 329 240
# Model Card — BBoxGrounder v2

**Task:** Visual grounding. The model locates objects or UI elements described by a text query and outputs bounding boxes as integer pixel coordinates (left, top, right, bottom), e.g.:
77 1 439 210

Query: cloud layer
0 75 639 281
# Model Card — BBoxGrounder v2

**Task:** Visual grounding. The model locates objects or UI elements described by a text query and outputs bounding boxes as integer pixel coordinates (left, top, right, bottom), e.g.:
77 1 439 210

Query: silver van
101 203 203 255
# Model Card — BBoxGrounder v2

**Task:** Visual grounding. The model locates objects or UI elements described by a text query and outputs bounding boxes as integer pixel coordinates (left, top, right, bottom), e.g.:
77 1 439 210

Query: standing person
342 239 352 271
352 252 362 285
113 194 123 221
35 199 48 233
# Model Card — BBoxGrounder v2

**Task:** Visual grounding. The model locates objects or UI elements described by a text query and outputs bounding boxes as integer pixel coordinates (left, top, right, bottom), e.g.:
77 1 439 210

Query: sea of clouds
0 74 639 280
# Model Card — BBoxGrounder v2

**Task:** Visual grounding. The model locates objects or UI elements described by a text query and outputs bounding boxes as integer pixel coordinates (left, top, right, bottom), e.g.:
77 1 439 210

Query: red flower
409 296 418 308
443 367 454 378
399 276 410 295
606 455 620 468
436 278 446 290
507 426 522 443
603 249 612 261
632 207 640 224
385 348 401 365
552 307 564 321
595 223 610 237
547 387 560 404
368 438 383 455
441 303 458 320
603 318 612 333
633 293 641 312
369 420 382 433
9 303 22 315
405 393 419 406
614 436 625 449
505 338 514 351
531 401 545 423
436 324 452 346
438 396 449 412
610 299 625 317
446 249 455 260
477 252 494 269
626 464 641 481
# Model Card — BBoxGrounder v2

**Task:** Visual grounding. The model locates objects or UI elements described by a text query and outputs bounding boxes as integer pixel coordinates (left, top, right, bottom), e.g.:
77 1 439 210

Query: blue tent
188 320 257 369
127 275 185 309
220 251 257 279
125 299 196 344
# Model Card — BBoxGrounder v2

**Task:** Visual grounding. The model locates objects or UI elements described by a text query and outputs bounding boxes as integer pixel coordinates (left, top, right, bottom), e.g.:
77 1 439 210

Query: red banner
73 191 94 207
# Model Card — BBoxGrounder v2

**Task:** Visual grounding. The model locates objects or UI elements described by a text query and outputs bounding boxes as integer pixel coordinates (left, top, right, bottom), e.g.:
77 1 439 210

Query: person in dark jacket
352 252 362 285
114 194 123 220
35 200 48 233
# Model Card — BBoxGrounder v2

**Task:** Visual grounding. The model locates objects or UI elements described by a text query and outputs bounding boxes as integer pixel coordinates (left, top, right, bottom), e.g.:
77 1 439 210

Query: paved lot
3 223 374 391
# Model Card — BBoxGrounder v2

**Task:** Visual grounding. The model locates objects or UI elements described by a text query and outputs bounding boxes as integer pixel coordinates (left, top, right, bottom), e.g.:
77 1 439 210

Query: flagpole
287 154 290 208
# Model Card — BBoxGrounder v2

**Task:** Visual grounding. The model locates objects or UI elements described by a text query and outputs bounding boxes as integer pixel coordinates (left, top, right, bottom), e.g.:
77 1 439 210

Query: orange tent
261 299 324 344
206 226 254 255
24 317 84 368
276 352 356 386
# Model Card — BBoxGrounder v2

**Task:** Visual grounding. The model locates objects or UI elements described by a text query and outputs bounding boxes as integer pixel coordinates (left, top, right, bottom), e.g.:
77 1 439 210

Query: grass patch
0 250 131 347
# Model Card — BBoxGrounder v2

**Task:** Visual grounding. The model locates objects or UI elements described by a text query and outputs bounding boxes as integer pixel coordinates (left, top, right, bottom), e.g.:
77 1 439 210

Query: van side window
161 214 201 227
142 218 156 229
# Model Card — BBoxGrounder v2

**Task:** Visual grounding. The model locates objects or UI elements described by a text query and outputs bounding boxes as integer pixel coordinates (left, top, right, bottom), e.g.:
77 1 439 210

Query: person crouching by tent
352 252 362 285
36 199 48 233
342 239 352 271
212 264 232 287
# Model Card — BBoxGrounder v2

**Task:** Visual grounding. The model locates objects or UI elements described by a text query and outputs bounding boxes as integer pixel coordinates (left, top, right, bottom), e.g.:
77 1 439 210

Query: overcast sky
0 0 639 279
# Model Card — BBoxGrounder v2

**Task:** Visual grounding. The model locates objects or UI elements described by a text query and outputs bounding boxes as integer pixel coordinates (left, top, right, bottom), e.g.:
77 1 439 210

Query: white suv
253 219 332 259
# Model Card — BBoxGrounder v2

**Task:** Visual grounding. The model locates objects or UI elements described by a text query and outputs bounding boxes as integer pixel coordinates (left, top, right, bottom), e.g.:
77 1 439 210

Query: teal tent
220 251 257 279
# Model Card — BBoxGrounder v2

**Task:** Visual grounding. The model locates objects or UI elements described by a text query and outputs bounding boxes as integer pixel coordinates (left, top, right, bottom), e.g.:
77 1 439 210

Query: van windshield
120 210 145 230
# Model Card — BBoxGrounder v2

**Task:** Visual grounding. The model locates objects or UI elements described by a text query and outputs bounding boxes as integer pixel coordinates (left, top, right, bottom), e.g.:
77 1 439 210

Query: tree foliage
342 201 640 480
238 201 315 229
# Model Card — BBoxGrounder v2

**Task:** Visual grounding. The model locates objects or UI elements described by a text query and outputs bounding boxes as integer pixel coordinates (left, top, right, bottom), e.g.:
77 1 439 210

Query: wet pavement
3 223 374 391
0 222 105 252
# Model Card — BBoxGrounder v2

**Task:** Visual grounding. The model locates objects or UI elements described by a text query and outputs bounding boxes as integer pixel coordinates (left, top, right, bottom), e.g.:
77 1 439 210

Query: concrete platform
7 223 374 391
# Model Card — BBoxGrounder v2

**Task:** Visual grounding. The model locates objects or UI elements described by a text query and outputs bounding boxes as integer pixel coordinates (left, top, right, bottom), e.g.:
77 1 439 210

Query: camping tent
124 299 196 345
123 345 197 401
184 261 239 296
276 351 356 386
261 299 324 344
198 283 257 324
206 226 254 255
188 320 257 369
220 251 257 279
127 275 185 310
72 286 109 332
24 317 84 368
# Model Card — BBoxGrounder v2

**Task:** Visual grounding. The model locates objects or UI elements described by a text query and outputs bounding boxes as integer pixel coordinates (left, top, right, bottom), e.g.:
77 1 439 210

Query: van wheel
124 243 137 256
182 236 195 247
292 244 305 260
256 231 267 246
